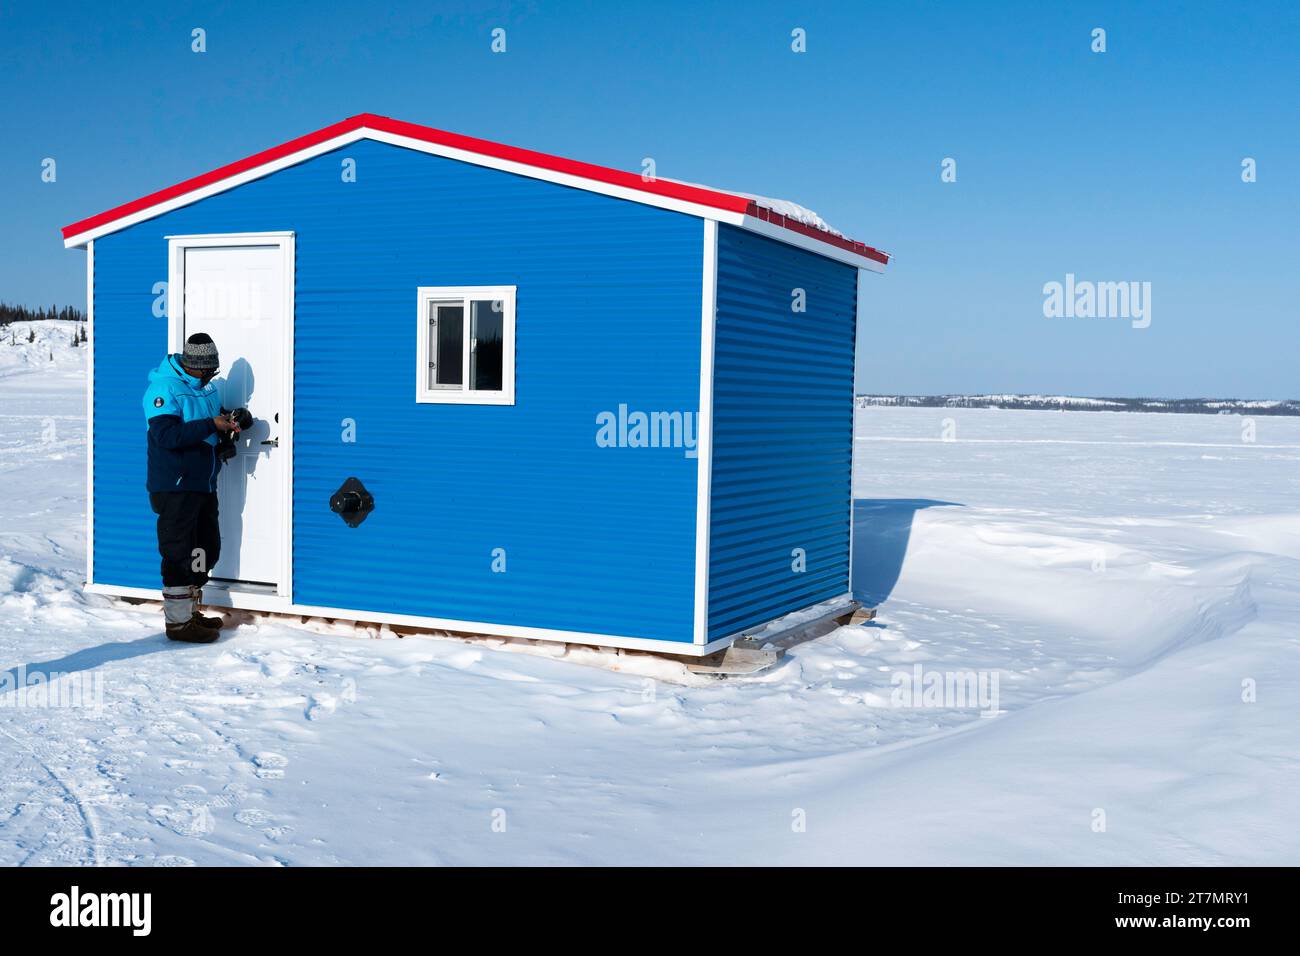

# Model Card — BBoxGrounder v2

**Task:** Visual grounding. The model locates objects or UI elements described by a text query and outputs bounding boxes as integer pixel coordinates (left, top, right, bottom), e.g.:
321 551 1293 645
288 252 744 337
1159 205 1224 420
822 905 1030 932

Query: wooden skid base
684 643 782 676
836 606 877 626
105 593 870 676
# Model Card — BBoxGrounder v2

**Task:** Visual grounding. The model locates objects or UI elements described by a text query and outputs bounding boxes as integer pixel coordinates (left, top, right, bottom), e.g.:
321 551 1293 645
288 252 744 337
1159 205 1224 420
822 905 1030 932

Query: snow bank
0 320 87 376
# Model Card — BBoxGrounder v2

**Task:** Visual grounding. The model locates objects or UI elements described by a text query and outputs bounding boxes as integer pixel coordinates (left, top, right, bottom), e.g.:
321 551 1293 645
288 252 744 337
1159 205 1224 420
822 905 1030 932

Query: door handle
261 438 279 447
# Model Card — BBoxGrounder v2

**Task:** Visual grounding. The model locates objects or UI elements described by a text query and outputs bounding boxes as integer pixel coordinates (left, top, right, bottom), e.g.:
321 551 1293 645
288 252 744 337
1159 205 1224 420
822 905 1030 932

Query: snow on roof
660 178 845 237
60 114 888 266
742 194 844 237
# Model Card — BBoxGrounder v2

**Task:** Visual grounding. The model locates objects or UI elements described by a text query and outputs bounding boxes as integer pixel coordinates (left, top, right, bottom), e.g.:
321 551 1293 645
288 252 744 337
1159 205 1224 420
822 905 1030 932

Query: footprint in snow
235 808 292 841
233 808 273 827
221 782 251 805
170 782 234 809
252 752 287 779
260 659 297 679
305 694 336 721
96 755 130 781
149 803 215 837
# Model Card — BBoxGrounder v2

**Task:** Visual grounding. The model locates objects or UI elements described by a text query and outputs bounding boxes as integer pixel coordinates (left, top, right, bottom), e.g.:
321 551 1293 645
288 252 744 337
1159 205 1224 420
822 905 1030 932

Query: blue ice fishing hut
63 114 889 657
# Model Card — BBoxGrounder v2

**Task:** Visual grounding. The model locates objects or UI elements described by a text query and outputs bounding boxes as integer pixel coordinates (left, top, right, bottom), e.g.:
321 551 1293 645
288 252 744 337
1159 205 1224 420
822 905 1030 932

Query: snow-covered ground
2 323 1298 865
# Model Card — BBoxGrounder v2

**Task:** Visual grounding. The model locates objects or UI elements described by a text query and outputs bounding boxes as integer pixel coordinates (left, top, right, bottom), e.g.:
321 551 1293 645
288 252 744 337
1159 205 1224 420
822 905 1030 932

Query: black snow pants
150 491 221 588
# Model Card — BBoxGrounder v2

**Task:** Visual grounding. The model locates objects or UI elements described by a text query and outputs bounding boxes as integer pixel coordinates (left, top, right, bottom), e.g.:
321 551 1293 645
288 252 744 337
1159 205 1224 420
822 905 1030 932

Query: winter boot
162 586 217 643
189 587 224 630
165 618 220 644
191 612 224 630
163 585 195 628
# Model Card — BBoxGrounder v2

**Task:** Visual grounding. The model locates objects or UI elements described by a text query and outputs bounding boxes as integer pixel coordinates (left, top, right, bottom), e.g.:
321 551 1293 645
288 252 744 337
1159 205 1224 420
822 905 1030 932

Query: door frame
166 231 295 599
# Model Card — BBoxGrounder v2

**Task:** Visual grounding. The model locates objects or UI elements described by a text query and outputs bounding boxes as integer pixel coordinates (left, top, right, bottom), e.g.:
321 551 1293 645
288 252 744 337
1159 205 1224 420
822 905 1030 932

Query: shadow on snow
4 634 188 685
852 498 962 606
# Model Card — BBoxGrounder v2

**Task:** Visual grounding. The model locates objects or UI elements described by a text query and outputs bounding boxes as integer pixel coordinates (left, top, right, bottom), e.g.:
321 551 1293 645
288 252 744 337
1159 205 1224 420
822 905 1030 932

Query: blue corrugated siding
708 225 857 641
92 139 703 643
91 234 172 591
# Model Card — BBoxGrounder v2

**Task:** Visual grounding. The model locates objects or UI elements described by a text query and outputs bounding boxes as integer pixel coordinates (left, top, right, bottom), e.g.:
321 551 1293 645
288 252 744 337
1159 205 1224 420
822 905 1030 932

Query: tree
0 301 86 327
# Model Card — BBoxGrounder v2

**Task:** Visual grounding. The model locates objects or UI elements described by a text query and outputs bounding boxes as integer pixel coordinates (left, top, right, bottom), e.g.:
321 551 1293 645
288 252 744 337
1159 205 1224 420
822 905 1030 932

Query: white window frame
415 285 516 405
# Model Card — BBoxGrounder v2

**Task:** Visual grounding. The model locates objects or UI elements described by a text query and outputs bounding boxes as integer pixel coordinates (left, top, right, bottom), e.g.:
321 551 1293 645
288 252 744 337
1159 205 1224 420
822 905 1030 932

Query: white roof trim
740 215 887 273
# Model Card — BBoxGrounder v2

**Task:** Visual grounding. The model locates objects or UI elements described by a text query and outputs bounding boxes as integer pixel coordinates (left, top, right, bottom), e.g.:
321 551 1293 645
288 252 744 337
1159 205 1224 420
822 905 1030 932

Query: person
141 332 244 643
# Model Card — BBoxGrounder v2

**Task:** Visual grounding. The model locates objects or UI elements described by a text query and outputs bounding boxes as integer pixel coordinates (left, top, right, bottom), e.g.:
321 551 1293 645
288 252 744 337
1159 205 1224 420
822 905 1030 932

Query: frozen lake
2 327 1297 865
856 404 1300 516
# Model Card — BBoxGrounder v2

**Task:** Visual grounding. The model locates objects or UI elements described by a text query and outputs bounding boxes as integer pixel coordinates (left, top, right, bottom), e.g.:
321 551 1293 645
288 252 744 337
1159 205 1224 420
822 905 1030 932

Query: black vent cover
329 476 374 527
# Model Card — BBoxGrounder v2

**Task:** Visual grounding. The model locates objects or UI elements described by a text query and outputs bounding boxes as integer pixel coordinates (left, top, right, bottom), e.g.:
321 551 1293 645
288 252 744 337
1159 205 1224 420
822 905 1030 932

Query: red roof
61 113 888 265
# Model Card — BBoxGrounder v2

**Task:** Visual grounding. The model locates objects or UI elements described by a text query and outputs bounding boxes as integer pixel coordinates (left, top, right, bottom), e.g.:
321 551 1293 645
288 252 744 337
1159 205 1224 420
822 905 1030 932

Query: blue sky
2 0 1295 396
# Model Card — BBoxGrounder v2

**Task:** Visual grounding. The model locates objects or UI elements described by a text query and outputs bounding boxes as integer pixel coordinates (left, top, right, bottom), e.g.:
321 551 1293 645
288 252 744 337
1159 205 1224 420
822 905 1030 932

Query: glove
229 407 254 430
215 437 238 463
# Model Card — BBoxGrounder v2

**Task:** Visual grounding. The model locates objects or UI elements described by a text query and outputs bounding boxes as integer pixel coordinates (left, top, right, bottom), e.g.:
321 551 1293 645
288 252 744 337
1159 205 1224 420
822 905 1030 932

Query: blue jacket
142 355 222 493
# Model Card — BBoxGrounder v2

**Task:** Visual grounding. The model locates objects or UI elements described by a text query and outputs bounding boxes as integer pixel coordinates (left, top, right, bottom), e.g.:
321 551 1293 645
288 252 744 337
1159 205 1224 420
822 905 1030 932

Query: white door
180 243 285 586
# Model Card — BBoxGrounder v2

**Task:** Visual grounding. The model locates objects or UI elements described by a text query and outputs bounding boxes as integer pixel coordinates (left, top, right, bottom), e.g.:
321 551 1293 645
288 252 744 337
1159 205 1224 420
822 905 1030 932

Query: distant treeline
0 302 86 325
858 395 1300 417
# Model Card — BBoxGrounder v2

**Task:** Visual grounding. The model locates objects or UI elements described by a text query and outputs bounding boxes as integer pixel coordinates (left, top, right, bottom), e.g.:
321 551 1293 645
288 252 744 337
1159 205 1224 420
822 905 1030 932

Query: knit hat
182 332 219 371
